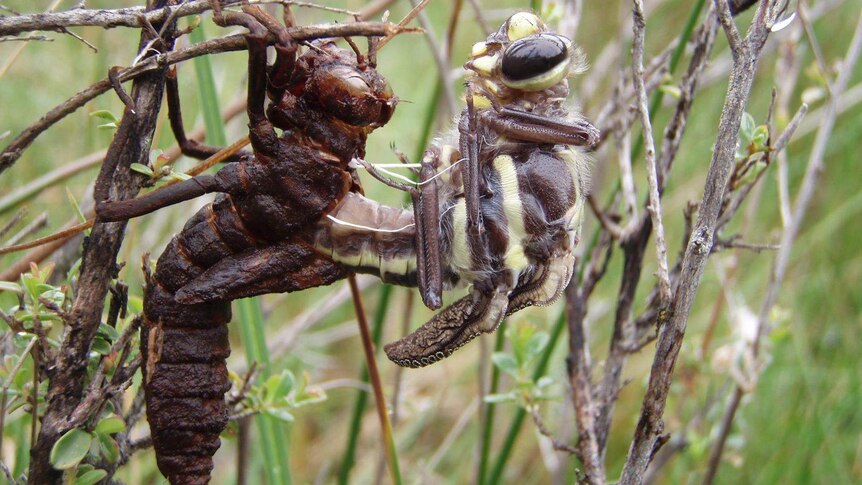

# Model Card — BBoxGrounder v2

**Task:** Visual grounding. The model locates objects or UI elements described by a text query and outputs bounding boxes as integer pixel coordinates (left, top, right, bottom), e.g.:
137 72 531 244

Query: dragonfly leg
481 107 600 147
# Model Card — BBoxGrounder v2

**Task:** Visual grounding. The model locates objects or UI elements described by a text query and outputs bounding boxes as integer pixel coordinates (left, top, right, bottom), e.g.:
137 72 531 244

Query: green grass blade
477 320 507 485
188 20 291 485
235 298 292 485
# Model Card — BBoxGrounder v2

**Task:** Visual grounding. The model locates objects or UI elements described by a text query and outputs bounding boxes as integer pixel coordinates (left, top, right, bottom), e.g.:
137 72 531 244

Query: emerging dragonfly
314 11 599 367
97 7 597 483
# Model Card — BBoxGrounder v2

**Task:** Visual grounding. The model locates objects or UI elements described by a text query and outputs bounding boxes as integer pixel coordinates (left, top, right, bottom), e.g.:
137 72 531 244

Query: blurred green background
1 0 860 484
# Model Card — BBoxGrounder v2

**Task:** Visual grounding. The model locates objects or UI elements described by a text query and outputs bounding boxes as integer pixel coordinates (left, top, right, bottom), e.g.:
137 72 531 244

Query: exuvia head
466 12 587 95
301 41 398 128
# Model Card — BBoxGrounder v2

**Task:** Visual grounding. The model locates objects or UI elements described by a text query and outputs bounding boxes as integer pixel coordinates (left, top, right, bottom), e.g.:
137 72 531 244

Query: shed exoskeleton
97 3 395 483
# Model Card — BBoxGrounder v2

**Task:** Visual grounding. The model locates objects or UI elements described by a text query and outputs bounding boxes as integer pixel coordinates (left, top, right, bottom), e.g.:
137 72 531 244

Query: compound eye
500 34 570 91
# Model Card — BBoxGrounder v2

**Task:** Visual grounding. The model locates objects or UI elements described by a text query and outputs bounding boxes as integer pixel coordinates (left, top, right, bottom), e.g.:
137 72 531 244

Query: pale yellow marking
558 147 589 202
436 144 458 185
381 255 411 278
471 42 489 56
493 155 529 274
483 79 501 96
534 253 576 305
471 54 498 76
471 93 492 110
451 199 471 277
507 12 543 40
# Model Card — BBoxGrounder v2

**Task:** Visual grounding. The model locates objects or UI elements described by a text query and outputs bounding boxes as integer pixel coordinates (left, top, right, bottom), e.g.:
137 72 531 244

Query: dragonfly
314 11 599 367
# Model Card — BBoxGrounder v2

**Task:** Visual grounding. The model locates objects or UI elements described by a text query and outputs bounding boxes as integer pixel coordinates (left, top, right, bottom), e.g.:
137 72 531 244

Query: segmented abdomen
143 194 258 485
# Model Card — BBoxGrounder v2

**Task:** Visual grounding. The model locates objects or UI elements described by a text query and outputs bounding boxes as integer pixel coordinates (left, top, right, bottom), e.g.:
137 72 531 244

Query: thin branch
703 11 862 484
566 281 606 484
771 102 809 152
407 0 458 117
0 20 410 173
0 0 360 36
527 405 579 455
587 195 625 239
0 34 52 42
797 2 832 96
632 0 671 305
593 6 719 463
616 109 639 220
618 0 776 482
0 208 25 238
3 212 48 247
27 4 178 480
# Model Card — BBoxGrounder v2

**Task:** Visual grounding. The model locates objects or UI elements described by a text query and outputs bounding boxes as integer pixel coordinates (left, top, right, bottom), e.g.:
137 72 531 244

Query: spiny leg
96 174 221 222
481 107 600 147
458 90 492 272
165 67 243 161
412 160 443 310
242 5 297 101
211 2 280 158
352 153 443 310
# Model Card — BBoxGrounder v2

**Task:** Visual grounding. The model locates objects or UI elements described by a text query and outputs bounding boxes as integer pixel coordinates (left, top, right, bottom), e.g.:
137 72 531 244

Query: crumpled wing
385 288 509 368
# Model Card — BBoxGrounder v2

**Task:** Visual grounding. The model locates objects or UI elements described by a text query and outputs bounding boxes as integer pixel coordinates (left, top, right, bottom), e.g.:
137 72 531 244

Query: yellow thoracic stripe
451 199 471 278
493 155 529 275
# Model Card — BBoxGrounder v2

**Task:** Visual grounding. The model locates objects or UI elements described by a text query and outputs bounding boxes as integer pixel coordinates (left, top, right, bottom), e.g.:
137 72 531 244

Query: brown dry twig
618 1 783 482
26 2 178 480
703 11 862 484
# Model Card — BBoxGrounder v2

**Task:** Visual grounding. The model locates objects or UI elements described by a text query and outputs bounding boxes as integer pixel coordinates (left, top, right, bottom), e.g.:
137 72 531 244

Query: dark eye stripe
501 34 568 82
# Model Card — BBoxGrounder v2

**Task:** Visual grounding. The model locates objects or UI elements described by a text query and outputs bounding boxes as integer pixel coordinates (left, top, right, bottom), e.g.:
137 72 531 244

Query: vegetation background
0 0 860 484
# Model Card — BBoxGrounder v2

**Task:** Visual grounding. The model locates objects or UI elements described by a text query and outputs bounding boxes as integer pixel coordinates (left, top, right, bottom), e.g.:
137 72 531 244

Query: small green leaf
266 370 295 402
89 110 119 124
524 332 550 362
97 323 120 343
50 428 93 470
293 386 327 407
91 337 111 356
751 125 769 149
130 163 154 177
536 376 555 389
740 112 755 140
96 432 120 463
264 407 295 423
168 171 192 182
75 469 108 485
94 415 126 435
491 353 519 377
659 83 682 99
0 281 22 293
